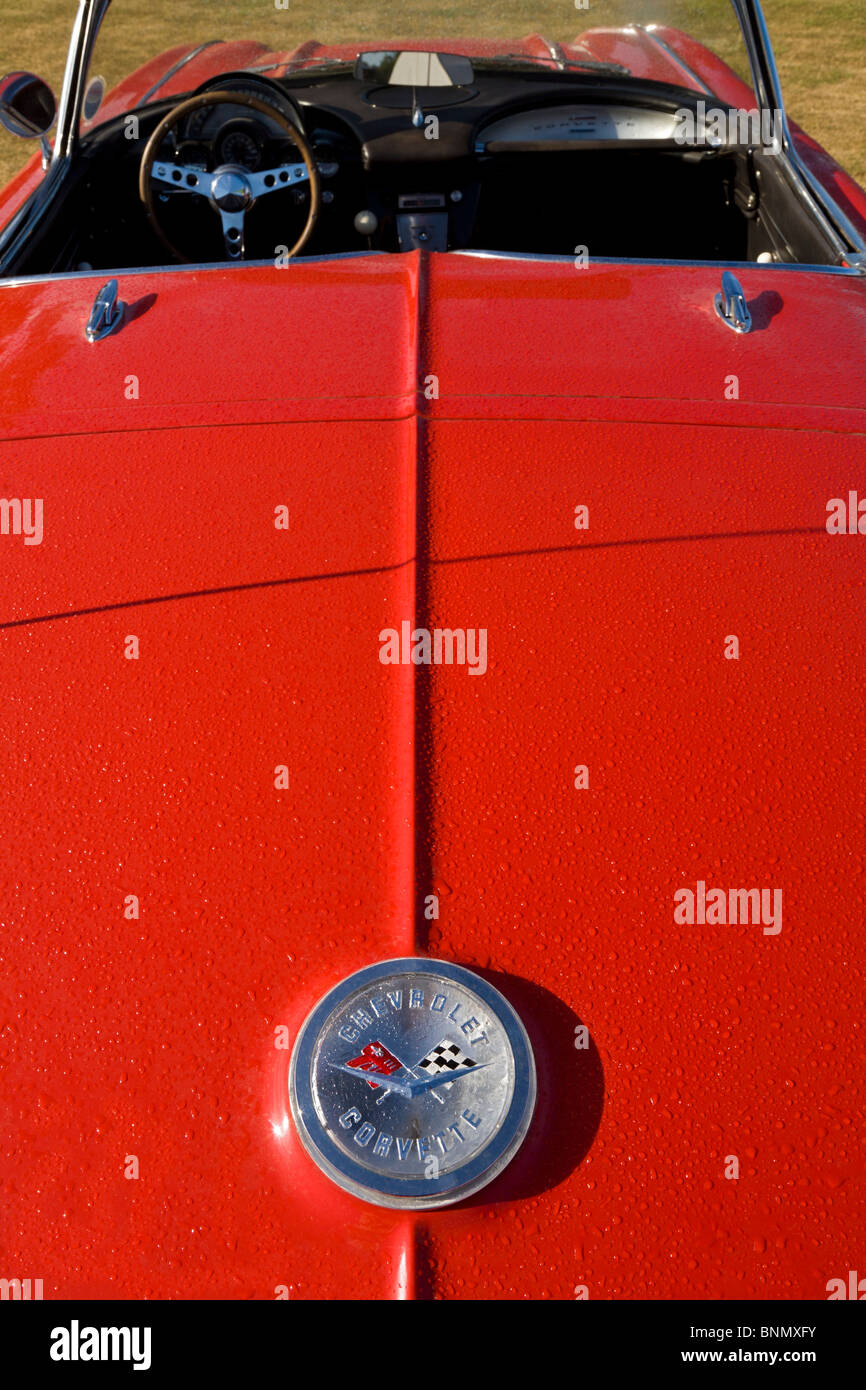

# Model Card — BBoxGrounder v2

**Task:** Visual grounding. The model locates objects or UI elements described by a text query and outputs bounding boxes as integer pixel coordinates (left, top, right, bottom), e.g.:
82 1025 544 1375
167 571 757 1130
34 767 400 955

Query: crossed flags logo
345 1037 478 1089
345 1041 405 1089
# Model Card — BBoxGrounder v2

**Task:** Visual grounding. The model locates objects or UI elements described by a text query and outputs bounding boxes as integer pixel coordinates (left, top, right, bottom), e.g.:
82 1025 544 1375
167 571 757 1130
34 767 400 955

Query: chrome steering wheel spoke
149 157 311 259
208 166 255 259
246 162 310 198
151 159 209 193
219 208 246 259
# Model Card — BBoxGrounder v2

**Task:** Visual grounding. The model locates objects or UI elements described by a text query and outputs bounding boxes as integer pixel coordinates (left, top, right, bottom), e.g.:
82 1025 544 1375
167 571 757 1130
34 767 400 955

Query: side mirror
0 71 57 138
354 51 474 88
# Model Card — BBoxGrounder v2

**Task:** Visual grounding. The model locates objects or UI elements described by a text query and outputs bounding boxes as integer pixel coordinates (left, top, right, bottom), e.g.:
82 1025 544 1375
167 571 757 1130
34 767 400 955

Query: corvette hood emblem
288 958 536 1208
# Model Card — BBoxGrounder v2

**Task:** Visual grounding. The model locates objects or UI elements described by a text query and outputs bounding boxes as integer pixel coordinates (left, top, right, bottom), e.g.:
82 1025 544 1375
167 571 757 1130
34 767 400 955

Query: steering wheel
138 89 320 263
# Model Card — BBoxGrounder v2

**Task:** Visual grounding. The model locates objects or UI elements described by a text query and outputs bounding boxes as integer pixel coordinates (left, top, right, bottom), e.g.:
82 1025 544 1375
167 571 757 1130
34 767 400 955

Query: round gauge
185 108 209 140
175 141 209 167
219 129 261 169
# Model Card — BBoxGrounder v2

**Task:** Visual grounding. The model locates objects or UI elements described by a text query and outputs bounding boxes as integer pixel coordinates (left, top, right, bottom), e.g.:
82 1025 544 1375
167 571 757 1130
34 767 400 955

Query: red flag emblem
346 1041 404 1089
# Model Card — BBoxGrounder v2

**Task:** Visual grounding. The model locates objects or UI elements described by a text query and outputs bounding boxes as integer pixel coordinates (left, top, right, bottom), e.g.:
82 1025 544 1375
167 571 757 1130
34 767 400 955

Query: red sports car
1 0 864 1305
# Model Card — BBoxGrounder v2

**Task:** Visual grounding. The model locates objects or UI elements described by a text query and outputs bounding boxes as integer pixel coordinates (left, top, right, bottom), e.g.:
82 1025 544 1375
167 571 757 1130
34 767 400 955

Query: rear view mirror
0 71 57 138
354 51 474 88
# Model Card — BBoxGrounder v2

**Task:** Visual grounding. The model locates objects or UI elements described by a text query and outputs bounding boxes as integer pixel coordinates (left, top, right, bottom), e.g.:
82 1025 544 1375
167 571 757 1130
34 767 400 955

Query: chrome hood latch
714 270 752 334
85 278 126 342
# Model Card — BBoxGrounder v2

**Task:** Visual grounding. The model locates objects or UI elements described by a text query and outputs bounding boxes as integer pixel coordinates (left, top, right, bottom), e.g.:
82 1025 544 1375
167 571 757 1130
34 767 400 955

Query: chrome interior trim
635 25 714 96
140 40 225 105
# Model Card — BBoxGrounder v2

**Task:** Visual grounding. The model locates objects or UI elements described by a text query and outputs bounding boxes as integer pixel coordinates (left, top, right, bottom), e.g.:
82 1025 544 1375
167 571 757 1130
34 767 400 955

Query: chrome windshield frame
53 0 110 163
56 0 778 170
733 0 865 258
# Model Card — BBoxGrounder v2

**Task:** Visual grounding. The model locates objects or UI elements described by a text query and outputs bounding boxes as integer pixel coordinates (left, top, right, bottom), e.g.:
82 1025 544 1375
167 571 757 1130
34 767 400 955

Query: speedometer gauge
219 130 261 169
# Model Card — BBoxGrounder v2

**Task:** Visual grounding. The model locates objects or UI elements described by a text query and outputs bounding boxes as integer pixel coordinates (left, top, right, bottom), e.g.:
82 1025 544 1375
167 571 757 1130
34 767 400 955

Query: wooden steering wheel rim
138 89 321 264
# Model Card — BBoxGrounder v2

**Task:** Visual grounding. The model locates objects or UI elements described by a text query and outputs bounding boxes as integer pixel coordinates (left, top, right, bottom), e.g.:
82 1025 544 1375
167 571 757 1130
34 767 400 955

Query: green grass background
1 1 864 185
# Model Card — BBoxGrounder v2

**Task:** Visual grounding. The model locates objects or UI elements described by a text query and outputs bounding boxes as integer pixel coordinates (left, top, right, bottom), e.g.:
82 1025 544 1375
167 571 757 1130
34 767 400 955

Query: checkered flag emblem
415 1038 478 1076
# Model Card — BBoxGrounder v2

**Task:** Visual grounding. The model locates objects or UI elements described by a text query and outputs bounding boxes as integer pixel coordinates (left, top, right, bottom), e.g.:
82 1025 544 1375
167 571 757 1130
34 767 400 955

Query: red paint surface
1 27 866 1302
1 249 864 1298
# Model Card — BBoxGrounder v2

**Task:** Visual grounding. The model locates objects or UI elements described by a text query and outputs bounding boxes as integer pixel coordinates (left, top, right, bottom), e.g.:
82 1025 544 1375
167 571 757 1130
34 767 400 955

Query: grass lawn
1 1 864 186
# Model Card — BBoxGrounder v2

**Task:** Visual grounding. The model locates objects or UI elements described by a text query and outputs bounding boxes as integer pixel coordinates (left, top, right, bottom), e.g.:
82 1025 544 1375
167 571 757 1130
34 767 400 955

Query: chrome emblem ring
289 958 536 1209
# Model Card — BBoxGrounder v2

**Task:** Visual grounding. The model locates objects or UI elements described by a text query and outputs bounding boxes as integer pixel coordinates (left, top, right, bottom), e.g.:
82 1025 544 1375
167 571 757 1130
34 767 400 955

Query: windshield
79 0 756 134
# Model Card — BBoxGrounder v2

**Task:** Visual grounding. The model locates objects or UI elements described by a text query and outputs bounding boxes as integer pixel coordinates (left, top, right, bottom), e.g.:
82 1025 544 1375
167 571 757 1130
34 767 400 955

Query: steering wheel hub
210 166 254 213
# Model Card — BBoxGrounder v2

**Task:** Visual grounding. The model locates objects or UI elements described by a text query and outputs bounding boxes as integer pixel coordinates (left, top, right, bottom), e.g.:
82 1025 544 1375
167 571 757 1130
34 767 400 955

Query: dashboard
146 68 709 257
181 101 284 170
175 100 339 177
476 103 681 149
171 95 686 169
66 64 779 270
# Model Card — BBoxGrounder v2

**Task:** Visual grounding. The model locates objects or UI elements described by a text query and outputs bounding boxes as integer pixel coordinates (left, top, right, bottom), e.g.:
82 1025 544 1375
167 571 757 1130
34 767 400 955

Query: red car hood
1 253 865 1298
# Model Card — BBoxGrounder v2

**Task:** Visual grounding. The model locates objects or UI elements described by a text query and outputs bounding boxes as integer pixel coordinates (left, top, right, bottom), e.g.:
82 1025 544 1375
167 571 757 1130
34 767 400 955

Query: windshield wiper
244 57 354 77
282 57 354 75
474 55 630 76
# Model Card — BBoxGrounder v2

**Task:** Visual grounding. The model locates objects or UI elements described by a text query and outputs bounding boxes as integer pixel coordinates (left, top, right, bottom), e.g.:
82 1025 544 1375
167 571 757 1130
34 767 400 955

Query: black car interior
5 65 841 274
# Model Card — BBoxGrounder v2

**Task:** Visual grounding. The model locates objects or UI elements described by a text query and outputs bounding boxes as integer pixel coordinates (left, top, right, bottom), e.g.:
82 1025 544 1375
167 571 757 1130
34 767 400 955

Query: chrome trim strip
3 250 861 290
455 249 861 276
53 0 105 162
733 0 783 119
0 249 381 288
140 39 225 105
635 25 714 96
